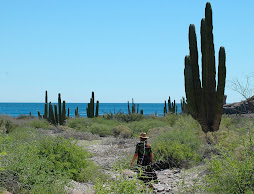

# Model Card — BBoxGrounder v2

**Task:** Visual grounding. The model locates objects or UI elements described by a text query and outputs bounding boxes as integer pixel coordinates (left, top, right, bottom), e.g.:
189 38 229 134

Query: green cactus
49 102 56 125
127 101 131 115
62 101 66 124
95 100 99 117
75 107 80 117
132 98 135 114
164 100 167 116
168 96 171 113
54 104 58 125
140 110 144 115
58 93 62 125
38 111 42 119
67 107 70 118
86 92 95 118
184 2 226 133
43 90 48 119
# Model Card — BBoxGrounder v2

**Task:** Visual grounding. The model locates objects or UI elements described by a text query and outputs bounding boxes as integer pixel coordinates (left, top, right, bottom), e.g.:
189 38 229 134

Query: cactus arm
213 47 226 131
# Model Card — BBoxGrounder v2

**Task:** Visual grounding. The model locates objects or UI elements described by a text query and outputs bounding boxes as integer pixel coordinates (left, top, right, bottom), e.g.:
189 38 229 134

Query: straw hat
139 132 149 139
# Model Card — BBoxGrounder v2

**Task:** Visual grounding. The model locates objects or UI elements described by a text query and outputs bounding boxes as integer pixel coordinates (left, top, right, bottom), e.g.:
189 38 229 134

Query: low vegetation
0 114 254 193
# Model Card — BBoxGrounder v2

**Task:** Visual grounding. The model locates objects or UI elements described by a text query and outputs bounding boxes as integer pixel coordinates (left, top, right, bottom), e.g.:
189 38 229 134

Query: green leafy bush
0 132 103 193
113 113 144 122
113 125 132 138
128 118 168 136
0 118 17 133
67 117 92 130
89 123 113 137
94 173 150 194
204 140 254 193
29 119 50 129
152 116 202 168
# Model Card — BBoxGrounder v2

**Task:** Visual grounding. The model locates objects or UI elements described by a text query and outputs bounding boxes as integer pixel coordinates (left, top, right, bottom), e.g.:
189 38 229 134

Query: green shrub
89 123 113 137
113 113 144 122
163 114 179 126
113 125 132 138
204 140 254 193
29 119 50 129
0 133 103 193
94 173 150 194
67 117 91 130
128 118 168 136
152 116 202 168
0 118 17 133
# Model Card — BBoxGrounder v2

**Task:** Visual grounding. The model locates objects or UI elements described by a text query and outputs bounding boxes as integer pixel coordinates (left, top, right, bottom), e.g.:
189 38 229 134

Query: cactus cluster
164 96 177 115
42 91 67 125
180 97 188 114
184 2 226 133
127 98 143 115
86 91 100 118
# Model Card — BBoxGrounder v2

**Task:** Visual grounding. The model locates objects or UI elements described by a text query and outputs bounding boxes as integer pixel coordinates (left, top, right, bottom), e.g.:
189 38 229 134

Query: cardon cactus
43 90 48 119
184 2 226 133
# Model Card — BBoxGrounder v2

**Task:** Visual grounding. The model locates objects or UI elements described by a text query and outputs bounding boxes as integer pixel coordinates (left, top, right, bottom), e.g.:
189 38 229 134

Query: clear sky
0 0 253 103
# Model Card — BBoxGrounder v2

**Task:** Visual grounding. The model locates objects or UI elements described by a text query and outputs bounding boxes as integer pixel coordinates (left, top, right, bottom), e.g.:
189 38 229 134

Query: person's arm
131 153 138 166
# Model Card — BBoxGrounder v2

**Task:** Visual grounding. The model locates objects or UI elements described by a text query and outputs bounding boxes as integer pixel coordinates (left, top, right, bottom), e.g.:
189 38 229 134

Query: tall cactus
62 101 66 124
95 100 99 117
58 93 62 125
87 91 95 118
54 104 58 125
184 2 226 133
127 101 131 115
43 90 48 119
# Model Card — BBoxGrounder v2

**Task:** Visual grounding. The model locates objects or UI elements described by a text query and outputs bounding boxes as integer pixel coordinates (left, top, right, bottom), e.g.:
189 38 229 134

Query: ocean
0 103 182 117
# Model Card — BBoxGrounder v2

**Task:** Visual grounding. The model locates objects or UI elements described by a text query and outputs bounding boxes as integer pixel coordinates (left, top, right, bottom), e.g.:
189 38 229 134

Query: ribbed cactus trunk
95 100 99 117
62 101 66 124
128 101 131 115
43 91 48 119
58 93 62 125
38 111 41 118
168 97 171 113
49 102 56 125
184 2 226 133
92 92 95 117
164 101 167 116
54 104 58 125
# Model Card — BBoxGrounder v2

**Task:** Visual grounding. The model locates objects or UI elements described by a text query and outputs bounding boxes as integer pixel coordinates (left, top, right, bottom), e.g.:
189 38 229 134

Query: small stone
123 169 136 178
165 187 172 192
155 185 165 192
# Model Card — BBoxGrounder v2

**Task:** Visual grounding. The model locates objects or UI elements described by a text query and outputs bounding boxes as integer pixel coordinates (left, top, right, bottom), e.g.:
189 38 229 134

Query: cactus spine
184 2 226 133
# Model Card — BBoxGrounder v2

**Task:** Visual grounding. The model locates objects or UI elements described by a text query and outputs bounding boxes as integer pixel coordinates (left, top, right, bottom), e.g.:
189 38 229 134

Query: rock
69 190 83 194
123 169 136 178
165 187 172 192
223 96 254 114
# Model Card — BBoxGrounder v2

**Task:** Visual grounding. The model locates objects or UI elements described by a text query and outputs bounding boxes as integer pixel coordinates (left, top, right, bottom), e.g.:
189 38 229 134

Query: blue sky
0 0 253 103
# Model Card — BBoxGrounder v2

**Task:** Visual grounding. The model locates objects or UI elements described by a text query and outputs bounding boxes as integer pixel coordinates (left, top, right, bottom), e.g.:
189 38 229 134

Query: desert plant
184 2 226 133
113 125 132 138
43 90 48 119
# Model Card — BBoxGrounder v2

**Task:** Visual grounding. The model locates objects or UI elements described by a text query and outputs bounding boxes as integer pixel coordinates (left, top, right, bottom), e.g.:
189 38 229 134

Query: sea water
0 103 182 117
